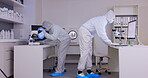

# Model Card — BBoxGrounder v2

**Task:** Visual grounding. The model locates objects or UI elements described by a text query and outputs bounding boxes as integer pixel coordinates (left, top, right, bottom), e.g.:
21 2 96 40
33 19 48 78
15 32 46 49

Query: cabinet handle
6 57 13 60
6 50 14 52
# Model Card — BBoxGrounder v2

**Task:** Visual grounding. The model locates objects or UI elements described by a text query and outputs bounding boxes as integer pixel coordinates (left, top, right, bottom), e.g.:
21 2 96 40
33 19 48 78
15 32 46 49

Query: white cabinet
108 46 148 78
0 40 27 78
0 43 14 78
14 45 55 78
113 5 138 45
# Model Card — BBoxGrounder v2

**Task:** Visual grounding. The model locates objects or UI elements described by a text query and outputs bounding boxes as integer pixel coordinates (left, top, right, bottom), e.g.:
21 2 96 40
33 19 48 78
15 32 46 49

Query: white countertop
0 39 27 42
110 45 147 49
14 44 53 48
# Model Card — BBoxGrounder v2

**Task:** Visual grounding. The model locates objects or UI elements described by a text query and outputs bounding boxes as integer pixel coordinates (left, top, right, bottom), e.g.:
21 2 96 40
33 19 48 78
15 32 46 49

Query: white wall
35 0 42 24
14 0 37 39
36 0 148 56
14 0 43 39
138 1 148 44
42 0 113 28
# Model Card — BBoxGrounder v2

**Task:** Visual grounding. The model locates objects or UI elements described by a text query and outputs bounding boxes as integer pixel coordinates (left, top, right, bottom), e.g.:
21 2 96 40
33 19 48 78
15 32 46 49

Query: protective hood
42 21 53 29
105 10 115 23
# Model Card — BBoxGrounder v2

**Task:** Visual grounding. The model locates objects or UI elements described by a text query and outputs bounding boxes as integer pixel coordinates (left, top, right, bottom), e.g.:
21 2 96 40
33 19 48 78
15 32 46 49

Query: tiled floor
43 63 119 78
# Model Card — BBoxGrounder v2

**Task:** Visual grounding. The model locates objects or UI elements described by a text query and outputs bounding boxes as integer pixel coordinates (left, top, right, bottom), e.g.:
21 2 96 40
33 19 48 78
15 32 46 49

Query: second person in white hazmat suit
76 10 115 78
42 21 71 77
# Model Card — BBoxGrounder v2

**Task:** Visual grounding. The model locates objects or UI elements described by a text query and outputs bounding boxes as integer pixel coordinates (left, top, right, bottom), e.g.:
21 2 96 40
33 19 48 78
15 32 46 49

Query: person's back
51 24 69 41
82 16 107 35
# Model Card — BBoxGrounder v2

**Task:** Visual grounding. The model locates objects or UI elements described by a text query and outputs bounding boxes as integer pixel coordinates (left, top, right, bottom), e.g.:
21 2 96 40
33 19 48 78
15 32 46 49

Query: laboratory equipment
112 16 129 45
127 20 140 45
112 19 139 45
112 27 125 45
28 25 47 45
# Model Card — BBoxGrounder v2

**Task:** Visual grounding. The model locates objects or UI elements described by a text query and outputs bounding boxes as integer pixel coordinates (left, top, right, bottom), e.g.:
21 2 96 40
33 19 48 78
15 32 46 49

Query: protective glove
41 29 46 34
104 41 112 46
110 43 120 46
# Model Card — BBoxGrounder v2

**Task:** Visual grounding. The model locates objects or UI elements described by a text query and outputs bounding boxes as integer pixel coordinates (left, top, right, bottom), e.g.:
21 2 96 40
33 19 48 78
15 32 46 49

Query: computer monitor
31 25 46 42
127 20 137 39
31 25 43 30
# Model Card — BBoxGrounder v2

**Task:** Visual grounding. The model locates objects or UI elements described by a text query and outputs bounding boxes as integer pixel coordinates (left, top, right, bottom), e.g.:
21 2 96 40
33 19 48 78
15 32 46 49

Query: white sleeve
44 26 59 41
99 31 112 46
94 21 112 46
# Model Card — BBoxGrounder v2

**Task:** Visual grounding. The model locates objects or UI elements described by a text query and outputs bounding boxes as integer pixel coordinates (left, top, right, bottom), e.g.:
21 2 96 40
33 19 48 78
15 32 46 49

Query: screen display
31 25 43 30
127 20 136 39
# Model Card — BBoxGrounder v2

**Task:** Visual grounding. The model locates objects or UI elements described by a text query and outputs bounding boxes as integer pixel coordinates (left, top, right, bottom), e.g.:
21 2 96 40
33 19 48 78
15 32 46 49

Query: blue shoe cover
50 71 65 76
86 73 100 78
52 69 66 73
76 74 88 78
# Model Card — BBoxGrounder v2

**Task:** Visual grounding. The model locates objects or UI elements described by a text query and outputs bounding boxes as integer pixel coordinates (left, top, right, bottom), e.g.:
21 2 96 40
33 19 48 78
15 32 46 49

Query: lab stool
94 55 111 75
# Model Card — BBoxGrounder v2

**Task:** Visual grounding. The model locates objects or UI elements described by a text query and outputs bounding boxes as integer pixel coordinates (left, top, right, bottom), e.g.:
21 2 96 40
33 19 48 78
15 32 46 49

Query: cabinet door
3 60 13 77
4 48 13 61
67 45 80 54
0 51 5 78
0 72 6 78
0 43 14 78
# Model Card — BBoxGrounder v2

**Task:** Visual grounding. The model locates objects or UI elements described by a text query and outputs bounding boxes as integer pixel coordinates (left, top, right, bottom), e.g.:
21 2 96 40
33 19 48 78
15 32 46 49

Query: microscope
28 27 47 45
112 28 126 45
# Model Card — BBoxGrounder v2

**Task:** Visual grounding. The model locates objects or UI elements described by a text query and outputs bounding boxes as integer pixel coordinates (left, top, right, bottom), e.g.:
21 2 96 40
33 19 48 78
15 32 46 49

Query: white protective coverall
42 21 71 73
78 10 115 71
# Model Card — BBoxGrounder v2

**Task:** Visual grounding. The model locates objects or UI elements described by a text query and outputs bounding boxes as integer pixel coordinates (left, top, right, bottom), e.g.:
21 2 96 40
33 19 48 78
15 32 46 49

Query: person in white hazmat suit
41 21 71 77
76 10 115 78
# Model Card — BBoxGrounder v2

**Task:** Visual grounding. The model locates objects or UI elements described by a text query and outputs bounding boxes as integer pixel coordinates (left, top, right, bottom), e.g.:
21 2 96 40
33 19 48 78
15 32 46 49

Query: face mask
108 20 114 24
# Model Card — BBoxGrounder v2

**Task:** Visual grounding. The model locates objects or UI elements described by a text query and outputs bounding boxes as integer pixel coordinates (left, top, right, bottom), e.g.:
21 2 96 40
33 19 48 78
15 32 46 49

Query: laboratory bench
108 45 148 78
14 44 56 78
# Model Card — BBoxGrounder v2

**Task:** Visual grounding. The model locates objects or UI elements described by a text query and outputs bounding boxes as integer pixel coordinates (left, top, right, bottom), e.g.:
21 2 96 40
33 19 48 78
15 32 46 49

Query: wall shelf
0 0 24 7
114 5 138 15
0 0 24 24
0 15 23 24
113 5 139 44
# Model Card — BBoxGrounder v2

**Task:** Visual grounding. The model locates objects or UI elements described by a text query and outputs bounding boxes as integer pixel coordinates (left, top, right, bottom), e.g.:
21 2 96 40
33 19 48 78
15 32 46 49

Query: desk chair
93 52 111 75
92 39 111 75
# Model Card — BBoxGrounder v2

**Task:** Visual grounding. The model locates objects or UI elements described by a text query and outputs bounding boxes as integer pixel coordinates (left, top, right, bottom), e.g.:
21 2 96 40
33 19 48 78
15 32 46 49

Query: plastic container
10 29 14 39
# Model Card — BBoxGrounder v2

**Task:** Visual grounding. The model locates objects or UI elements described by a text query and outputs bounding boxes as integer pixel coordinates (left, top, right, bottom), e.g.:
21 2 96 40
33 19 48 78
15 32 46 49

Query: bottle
10 29 14 39
7 30 10 39
3 7 8 17
5 30 8 39
1 30 5 39
128 41 131 45
0 30 2 39
8 9 14 19
2 30 6 39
